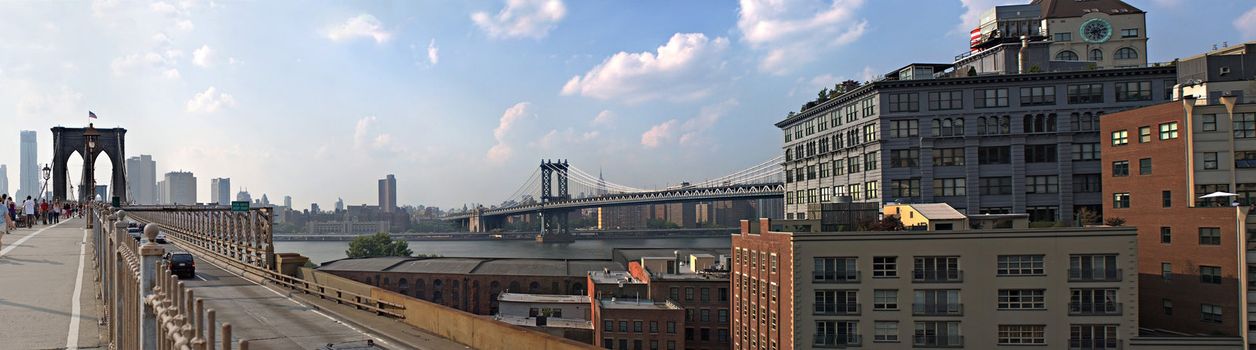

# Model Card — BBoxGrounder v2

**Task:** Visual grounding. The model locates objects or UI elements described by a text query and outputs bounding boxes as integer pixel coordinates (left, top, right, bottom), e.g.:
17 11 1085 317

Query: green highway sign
231 201 250 212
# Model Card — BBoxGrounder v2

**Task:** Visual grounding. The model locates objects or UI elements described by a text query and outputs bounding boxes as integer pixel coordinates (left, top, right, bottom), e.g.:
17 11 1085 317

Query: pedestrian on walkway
1 194 10 235
5 195 15 232
39 200 49 225
52 201 61 224
23 196 35 228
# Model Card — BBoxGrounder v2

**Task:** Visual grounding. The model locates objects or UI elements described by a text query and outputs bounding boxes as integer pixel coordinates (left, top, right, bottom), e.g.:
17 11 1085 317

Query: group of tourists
1 194 79 238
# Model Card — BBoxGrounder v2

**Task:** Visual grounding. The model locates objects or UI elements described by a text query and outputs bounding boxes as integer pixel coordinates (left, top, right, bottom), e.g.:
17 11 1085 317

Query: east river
275 236 733 264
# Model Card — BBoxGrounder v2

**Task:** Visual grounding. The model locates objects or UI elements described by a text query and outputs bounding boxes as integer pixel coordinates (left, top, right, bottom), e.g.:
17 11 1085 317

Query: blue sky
1 0 1253 209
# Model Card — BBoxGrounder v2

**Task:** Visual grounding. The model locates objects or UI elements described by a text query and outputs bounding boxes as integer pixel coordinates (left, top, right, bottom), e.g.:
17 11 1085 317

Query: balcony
1237 159 1256 169
814 271 861 283
1068 268 1122 282
913 335 964 348
912 303 963 316
814 303 861 316
1069 338 1120 349
1069 302 1122 316
912 270 963 283
814 334 862 348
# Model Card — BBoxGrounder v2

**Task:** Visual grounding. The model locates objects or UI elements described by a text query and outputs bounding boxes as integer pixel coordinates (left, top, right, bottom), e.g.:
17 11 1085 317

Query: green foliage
409 219 456 233
1103 217 1126 226
1027 65 1042 73
646 218 681 229
346 232 413 259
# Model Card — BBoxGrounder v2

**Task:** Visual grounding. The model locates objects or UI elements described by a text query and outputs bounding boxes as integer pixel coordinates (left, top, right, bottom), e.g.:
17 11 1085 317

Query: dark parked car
165 252 196 279
127 226 143 242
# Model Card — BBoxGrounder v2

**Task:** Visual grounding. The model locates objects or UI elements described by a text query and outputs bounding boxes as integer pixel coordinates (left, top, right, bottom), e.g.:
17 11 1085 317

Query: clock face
1081 18 1112 43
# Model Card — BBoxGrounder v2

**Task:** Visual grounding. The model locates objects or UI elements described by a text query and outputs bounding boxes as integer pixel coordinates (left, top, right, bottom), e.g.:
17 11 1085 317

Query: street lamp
83 123 100 228
41 164 51 200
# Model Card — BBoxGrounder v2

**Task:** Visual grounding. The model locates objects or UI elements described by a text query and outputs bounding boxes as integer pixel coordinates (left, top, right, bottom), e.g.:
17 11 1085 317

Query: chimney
1018 36 1028 74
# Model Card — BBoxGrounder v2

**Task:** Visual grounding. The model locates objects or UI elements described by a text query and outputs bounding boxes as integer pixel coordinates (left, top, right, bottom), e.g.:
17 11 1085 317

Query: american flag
88 111 97 119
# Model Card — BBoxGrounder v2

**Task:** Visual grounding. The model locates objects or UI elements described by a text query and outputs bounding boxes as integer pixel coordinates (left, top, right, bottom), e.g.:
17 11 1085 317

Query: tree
1076 207 1101 226
346 232 413 259
1103 217 1126 227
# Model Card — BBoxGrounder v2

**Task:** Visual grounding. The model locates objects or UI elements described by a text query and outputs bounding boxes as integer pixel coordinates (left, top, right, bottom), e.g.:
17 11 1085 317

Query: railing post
221 323 232 350
206 310 216 350
138 221 165 350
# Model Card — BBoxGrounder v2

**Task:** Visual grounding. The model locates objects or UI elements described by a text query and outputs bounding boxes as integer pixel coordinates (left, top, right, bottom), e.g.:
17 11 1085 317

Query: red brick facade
1102 101 1247 335
329 270 589 315
628 265 731 350
731 219 793 350
592 300 685 350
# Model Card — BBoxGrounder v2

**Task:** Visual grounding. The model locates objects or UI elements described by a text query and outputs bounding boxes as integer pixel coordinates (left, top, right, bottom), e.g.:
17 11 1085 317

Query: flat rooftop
752 226 1138 241
319 257 626 277
498 293 590 304
493 315 593 330
589 270 645 285
598 298 681 310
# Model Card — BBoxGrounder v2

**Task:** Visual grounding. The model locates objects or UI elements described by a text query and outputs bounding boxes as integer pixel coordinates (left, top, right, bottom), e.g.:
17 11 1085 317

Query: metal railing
1068 268 1123 282
913 334 964 348
1069 302 1122 315
1069 337 1121 349
912 270 963 283
912 303 963 316
813 334 861 347
813 303 860 316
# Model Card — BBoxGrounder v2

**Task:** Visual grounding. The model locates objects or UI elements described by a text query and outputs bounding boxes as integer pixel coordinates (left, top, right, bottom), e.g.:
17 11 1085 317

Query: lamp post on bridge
40 164 51 201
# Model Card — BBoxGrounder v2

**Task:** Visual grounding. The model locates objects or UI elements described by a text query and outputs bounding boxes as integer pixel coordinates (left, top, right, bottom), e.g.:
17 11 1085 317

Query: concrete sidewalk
0 218 105 350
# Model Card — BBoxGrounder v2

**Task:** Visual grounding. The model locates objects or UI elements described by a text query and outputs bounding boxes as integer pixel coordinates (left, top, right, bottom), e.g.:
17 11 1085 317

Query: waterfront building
19 130 38 200
379 174 397 213
284 195 292 208
160 171 196 204
210 178 230 205
125 155 157 204
1100 41 1256 341
306 220 390 235
732 216 1141 349
777 0 1173 225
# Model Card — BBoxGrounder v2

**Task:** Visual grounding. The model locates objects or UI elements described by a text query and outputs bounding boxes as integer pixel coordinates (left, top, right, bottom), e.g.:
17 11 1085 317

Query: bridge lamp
42 164 51 182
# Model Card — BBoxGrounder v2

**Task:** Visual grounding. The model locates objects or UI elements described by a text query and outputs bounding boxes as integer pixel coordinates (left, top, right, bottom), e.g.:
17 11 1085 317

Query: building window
1088 49 1103 61
1112 193 1130 208
1070 324 1118 349
1072 143 1100 161
1161 263 1172 280
998 325 1045 345
891 149 919 168
1163 299 1173 315
889 93 919 112
1200 266 1222 284
890 120 918 138
666 321 675 333
1025 145 1057 163
932 148 964 166
1074 174 1101 193
814 257 858 282
1056 50 1078 60
635 321 644 332
1070 288 1119 314
998 289 1046 310
848 156 861 174
865 151 879 171
978 146 1010 164
933 178 966 196
1199 227 1221 245
849 183 863 201
1139 158 1152 175
1162 191 1172 207
1120 28 1139 38
1026 176 1059 194
890 179 920 198
913 257 961 282
1201 304 1223 323
1068 83 1104 104
979 177 1013 195
873 256 898 278
931 118 964 137
1159 227 1172 243
997 255 1044 276
1202 114 1217 131
1115 81 1151 101
1070 112 1099 131
874 321 899 342
1234 113 1255 138
863 122 879 143
1138 126 1151 143
1202 152 1219 170
814 320 859 346
1112 160 1129 176
1111 130 1128 145
974 88 1009 108
1026 206 1058 222
978 115 1011 135
1020 86 1056 106
619 321 629 332
874 289 898 310
928 91 963 110
1022 113 1057 133
865 180 879 199
913 321 962 347
1070 255 1119 281
1115 47 1138 59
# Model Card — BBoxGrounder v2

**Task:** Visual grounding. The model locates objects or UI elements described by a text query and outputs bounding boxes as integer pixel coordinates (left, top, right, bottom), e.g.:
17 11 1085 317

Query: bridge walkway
0 218 105 350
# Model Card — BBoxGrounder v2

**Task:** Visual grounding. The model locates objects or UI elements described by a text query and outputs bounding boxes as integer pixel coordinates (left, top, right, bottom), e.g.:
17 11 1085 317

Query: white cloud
327 14 391 44
956 0 1020 33
192 45 214 67
471 0 567 39
561 33 729 103
592 110 615 126
16 86 85 121
738 0 868 74
858 66 877 82
1237 6 1256 40
641 99 738 148
151 1 178 15
487 102 533 163
111 49 183 79
536 128 598 149
352 116 401 155
186 86 236 113
427 39 440 65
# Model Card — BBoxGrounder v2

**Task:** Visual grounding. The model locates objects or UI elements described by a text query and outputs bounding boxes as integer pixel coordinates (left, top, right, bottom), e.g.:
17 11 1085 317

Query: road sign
231 201 250 212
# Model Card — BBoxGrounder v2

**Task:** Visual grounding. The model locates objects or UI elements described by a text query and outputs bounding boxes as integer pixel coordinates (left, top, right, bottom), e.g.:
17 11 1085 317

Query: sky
1 0 1254 209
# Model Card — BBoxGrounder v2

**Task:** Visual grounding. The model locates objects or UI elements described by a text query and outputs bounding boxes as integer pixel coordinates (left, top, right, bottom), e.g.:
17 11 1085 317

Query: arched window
397 278 408 294
509 281 521 292
952 118 964 136
415 279 426 299
977 117 987 135
1056 50 1079 61
1046 114 1057 132
1023 115 1034 133
1000 116 1011 134
529 281 541 293
931 119 942 137
1115 47 1138 60
432 279 445 303
382 277 390 287
1088 49 1103 61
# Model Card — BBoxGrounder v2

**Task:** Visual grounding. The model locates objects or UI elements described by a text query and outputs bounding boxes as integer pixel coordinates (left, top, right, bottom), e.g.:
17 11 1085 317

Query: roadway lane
157 242 389 349
0 217 105 350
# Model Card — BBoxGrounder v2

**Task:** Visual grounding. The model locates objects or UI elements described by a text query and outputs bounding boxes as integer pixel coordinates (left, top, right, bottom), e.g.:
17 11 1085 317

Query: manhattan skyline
1 0 1253 208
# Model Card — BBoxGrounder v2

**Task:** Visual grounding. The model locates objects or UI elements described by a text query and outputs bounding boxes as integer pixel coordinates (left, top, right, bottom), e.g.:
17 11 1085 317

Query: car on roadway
165 252 196 279
127 226 143 242
154 231 167 244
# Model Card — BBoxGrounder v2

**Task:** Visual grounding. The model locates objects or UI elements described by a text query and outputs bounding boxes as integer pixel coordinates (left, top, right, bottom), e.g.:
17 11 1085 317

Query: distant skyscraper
236 189 252 203
378 174 397 213
19 131 38 200
210 178 231 205
283 195 292 208
311 203 321 214
125 155 157 204
335 197 344 212
0 164 8 196
597 168 608 196
261 194 270 206
157 179 166 204
161 171 197 205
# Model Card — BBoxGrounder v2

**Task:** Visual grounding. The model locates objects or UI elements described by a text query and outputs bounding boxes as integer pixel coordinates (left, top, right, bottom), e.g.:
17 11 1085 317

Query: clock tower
1034 0 1147 68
